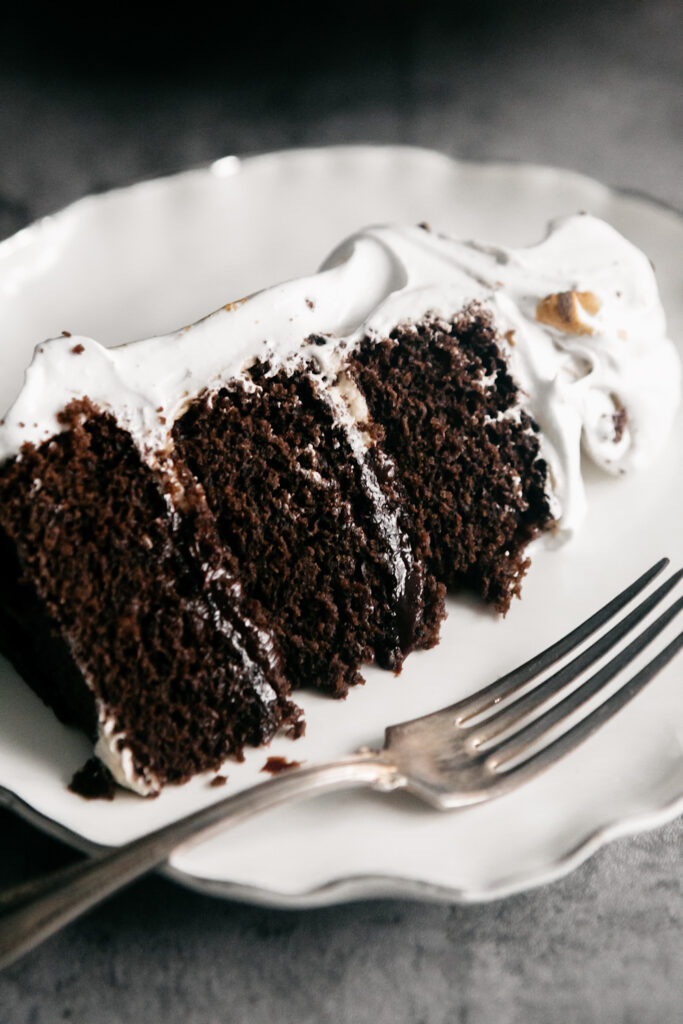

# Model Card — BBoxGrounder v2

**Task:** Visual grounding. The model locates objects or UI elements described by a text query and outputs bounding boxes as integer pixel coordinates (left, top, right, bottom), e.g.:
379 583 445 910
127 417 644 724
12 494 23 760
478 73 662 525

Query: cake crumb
210 774 228 788
61 330 72 337
613 408 628 443
71 344 85 355
288 717 306 739
69 757 116 800
261 756 303 775
305 298 315 309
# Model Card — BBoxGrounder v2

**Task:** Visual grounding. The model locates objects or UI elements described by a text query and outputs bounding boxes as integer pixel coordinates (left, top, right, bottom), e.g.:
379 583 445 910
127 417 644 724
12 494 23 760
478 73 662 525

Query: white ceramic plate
0 146 681 906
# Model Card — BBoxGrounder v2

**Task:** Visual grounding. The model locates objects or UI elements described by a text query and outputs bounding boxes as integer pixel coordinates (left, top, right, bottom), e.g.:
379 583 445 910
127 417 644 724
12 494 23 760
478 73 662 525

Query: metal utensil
1 558 680 969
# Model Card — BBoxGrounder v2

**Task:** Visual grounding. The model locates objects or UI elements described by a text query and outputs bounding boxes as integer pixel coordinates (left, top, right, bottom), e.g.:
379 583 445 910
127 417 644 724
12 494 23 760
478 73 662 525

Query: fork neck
172 747 403 854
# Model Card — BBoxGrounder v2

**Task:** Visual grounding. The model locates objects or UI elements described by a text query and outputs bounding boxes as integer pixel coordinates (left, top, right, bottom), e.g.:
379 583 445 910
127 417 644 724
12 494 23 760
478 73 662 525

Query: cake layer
349 310 552 611
0 401 299 794
173 362 444 697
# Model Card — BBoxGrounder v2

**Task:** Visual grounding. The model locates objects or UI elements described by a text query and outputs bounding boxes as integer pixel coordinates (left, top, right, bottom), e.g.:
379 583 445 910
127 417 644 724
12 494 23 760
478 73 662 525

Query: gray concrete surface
0 2 681 1020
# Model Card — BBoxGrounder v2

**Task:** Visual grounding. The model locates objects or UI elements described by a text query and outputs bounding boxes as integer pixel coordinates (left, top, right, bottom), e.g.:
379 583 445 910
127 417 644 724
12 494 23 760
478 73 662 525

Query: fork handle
0 751 400 969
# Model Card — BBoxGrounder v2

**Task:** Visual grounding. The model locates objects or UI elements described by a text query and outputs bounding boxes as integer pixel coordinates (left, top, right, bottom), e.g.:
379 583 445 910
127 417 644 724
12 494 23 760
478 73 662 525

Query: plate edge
1 783 681 909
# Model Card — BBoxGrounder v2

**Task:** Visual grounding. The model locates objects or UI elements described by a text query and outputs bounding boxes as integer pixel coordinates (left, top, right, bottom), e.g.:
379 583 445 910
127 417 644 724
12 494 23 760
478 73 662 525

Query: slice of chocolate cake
0 214 678 795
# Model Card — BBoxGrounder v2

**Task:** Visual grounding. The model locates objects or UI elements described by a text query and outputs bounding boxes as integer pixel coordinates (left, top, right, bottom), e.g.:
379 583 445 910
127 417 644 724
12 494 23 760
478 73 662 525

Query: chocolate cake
0 214 679 795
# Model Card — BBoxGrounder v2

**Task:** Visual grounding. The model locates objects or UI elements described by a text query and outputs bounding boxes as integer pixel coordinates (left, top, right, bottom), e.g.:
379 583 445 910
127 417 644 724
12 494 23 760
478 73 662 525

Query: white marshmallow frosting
0 213 679 539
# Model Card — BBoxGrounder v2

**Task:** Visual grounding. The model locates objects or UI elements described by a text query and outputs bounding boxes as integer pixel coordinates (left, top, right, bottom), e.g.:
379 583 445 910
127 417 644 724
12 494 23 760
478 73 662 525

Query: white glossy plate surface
0 146 681 906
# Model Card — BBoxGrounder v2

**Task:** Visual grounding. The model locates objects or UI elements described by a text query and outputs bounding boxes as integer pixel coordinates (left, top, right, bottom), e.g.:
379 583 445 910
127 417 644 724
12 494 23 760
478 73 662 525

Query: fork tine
471 569 683 745
454 557 669 724
487 596 683 775
490 631 683 794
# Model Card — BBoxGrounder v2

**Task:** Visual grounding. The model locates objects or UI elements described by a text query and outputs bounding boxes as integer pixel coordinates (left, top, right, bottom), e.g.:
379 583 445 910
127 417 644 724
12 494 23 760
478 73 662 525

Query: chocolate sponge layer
0 401 298 790
349 312 552 611
173 363 444 698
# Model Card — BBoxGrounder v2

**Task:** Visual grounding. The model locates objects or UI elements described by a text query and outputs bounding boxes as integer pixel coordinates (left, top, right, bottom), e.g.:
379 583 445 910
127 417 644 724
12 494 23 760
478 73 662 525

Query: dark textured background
1 2 681 1021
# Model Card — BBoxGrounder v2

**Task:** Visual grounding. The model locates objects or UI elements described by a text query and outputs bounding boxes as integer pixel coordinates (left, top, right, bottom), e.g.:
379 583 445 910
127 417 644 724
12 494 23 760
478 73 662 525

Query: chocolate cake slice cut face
0 401 298 793
172 362 444 698
348 311 553 612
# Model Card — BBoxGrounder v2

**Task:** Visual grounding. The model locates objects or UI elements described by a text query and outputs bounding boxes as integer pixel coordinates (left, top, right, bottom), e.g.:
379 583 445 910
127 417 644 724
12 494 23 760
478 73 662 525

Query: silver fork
1 557 681 969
